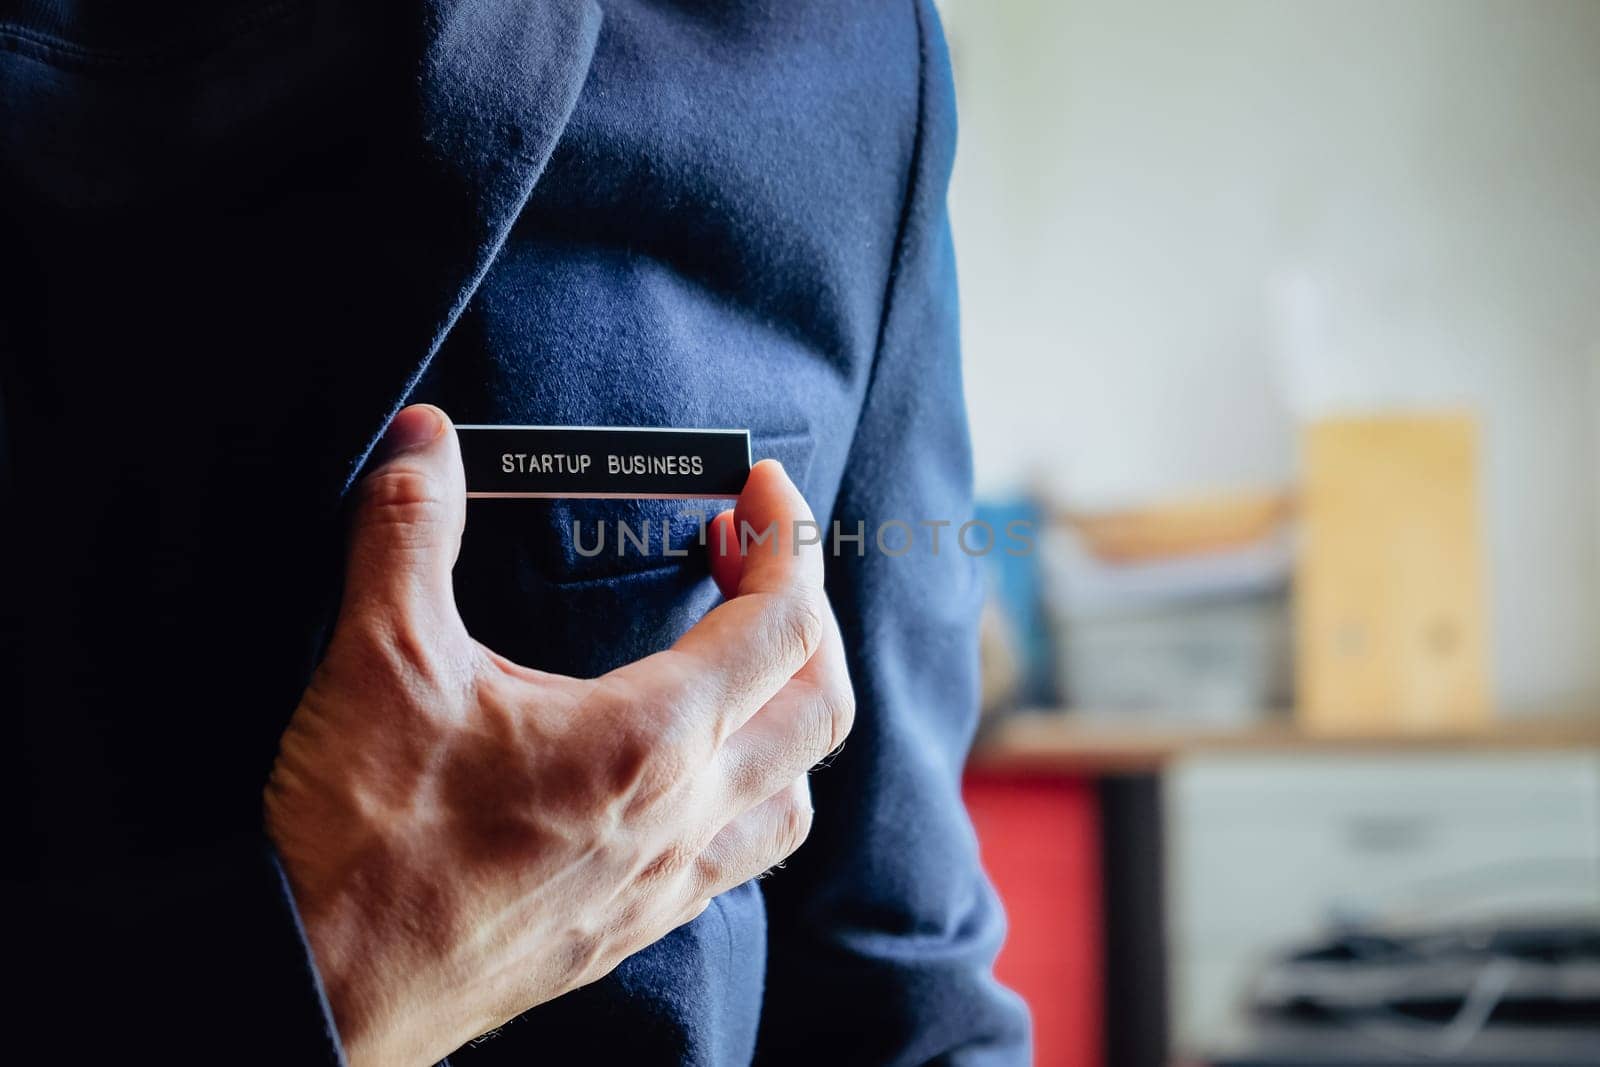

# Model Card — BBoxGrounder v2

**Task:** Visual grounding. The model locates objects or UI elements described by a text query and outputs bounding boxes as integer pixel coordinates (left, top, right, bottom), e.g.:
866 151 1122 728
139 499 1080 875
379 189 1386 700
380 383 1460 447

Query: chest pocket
454 428 812 671
449 428 814 675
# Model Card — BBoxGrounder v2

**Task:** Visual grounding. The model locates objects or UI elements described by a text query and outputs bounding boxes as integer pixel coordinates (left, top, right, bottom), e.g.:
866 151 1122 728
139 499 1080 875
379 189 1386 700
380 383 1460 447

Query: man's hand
265 405 854 1067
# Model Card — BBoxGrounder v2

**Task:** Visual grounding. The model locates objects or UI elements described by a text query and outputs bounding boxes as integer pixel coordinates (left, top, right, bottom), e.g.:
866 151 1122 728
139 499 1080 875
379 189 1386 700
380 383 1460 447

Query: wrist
300 889 477 1067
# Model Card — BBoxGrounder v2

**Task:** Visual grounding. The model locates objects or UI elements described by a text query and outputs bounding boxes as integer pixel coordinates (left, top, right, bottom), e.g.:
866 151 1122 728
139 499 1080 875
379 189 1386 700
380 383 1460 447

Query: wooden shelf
967 710 1600 775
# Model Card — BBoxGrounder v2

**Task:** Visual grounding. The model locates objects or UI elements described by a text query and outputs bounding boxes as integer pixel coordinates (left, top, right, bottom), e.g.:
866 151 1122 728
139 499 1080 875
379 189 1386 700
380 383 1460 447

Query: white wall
942 0 1600 713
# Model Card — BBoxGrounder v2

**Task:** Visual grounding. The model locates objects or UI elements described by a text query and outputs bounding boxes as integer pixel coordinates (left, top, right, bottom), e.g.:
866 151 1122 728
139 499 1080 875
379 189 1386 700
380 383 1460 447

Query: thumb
343 404 467 626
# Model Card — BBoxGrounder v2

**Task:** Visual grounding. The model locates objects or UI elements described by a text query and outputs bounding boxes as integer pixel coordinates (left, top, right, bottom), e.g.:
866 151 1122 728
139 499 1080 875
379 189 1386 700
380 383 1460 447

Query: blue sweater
0 0 1030 1062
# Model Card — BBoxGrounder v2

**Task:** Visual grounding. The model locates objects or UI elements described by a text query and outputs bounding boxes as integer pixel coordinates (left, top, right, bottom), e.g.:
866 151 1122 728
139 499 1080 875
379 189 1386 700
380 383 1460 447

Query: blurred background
941 2 1600 1064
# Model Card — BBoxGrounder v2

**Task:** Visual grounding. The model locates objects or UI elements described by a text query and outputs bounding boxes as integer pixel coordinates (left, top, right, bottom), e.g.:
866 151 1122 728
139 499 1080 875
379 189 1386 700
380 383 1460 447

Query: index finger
613 459 827 733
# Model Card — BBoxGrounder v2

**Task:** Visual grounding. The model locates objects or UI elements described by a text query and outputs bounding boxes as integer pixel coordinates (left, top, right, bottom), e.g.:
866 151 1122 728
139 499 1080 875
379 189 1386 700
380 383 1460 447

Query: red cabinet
963 774 1103 1067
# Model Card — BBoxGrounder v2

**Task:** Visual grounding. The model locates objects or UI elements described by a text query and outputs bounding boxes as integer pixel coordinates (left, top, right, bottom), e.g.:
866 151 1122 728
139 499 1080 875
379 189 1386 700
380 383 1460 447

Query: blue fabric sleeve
752 3 1033 1063
5 833 346 1064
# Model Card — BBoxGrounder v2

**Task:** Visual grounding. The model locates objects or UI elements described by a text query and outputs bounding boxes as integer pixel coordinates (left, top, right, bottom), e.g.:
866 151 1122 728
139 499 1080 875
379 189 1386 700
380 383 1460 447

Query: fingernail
376 405 443 461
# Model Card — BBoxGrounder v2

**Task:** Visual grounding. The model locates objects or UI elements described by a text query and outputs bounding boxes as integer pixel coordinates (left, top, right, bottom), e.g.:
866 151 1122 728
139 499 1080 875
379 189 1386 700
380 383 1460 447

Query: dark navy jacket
0 1 1030 1062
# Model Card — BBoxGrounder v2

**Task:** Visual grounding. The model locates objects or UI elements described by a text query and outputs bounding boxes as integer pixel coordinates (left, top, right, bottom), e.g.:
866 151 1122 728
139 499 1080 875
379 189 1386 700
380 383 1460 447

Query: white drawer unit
1164 752 1600 1053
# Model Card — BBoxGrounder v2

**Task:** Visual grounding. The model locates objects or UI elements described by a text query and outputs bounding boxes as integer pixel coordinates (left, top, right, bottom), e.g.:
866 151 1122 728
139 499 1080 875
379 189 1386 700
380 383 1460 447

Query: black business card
456 425 752 499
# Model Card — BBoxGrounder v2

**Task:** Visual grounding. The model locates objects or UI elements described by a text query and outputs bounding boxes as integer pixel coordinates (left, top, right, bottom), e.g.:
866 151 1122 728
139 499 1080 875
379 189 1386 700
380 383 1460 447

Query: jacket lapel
338 0 602 497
